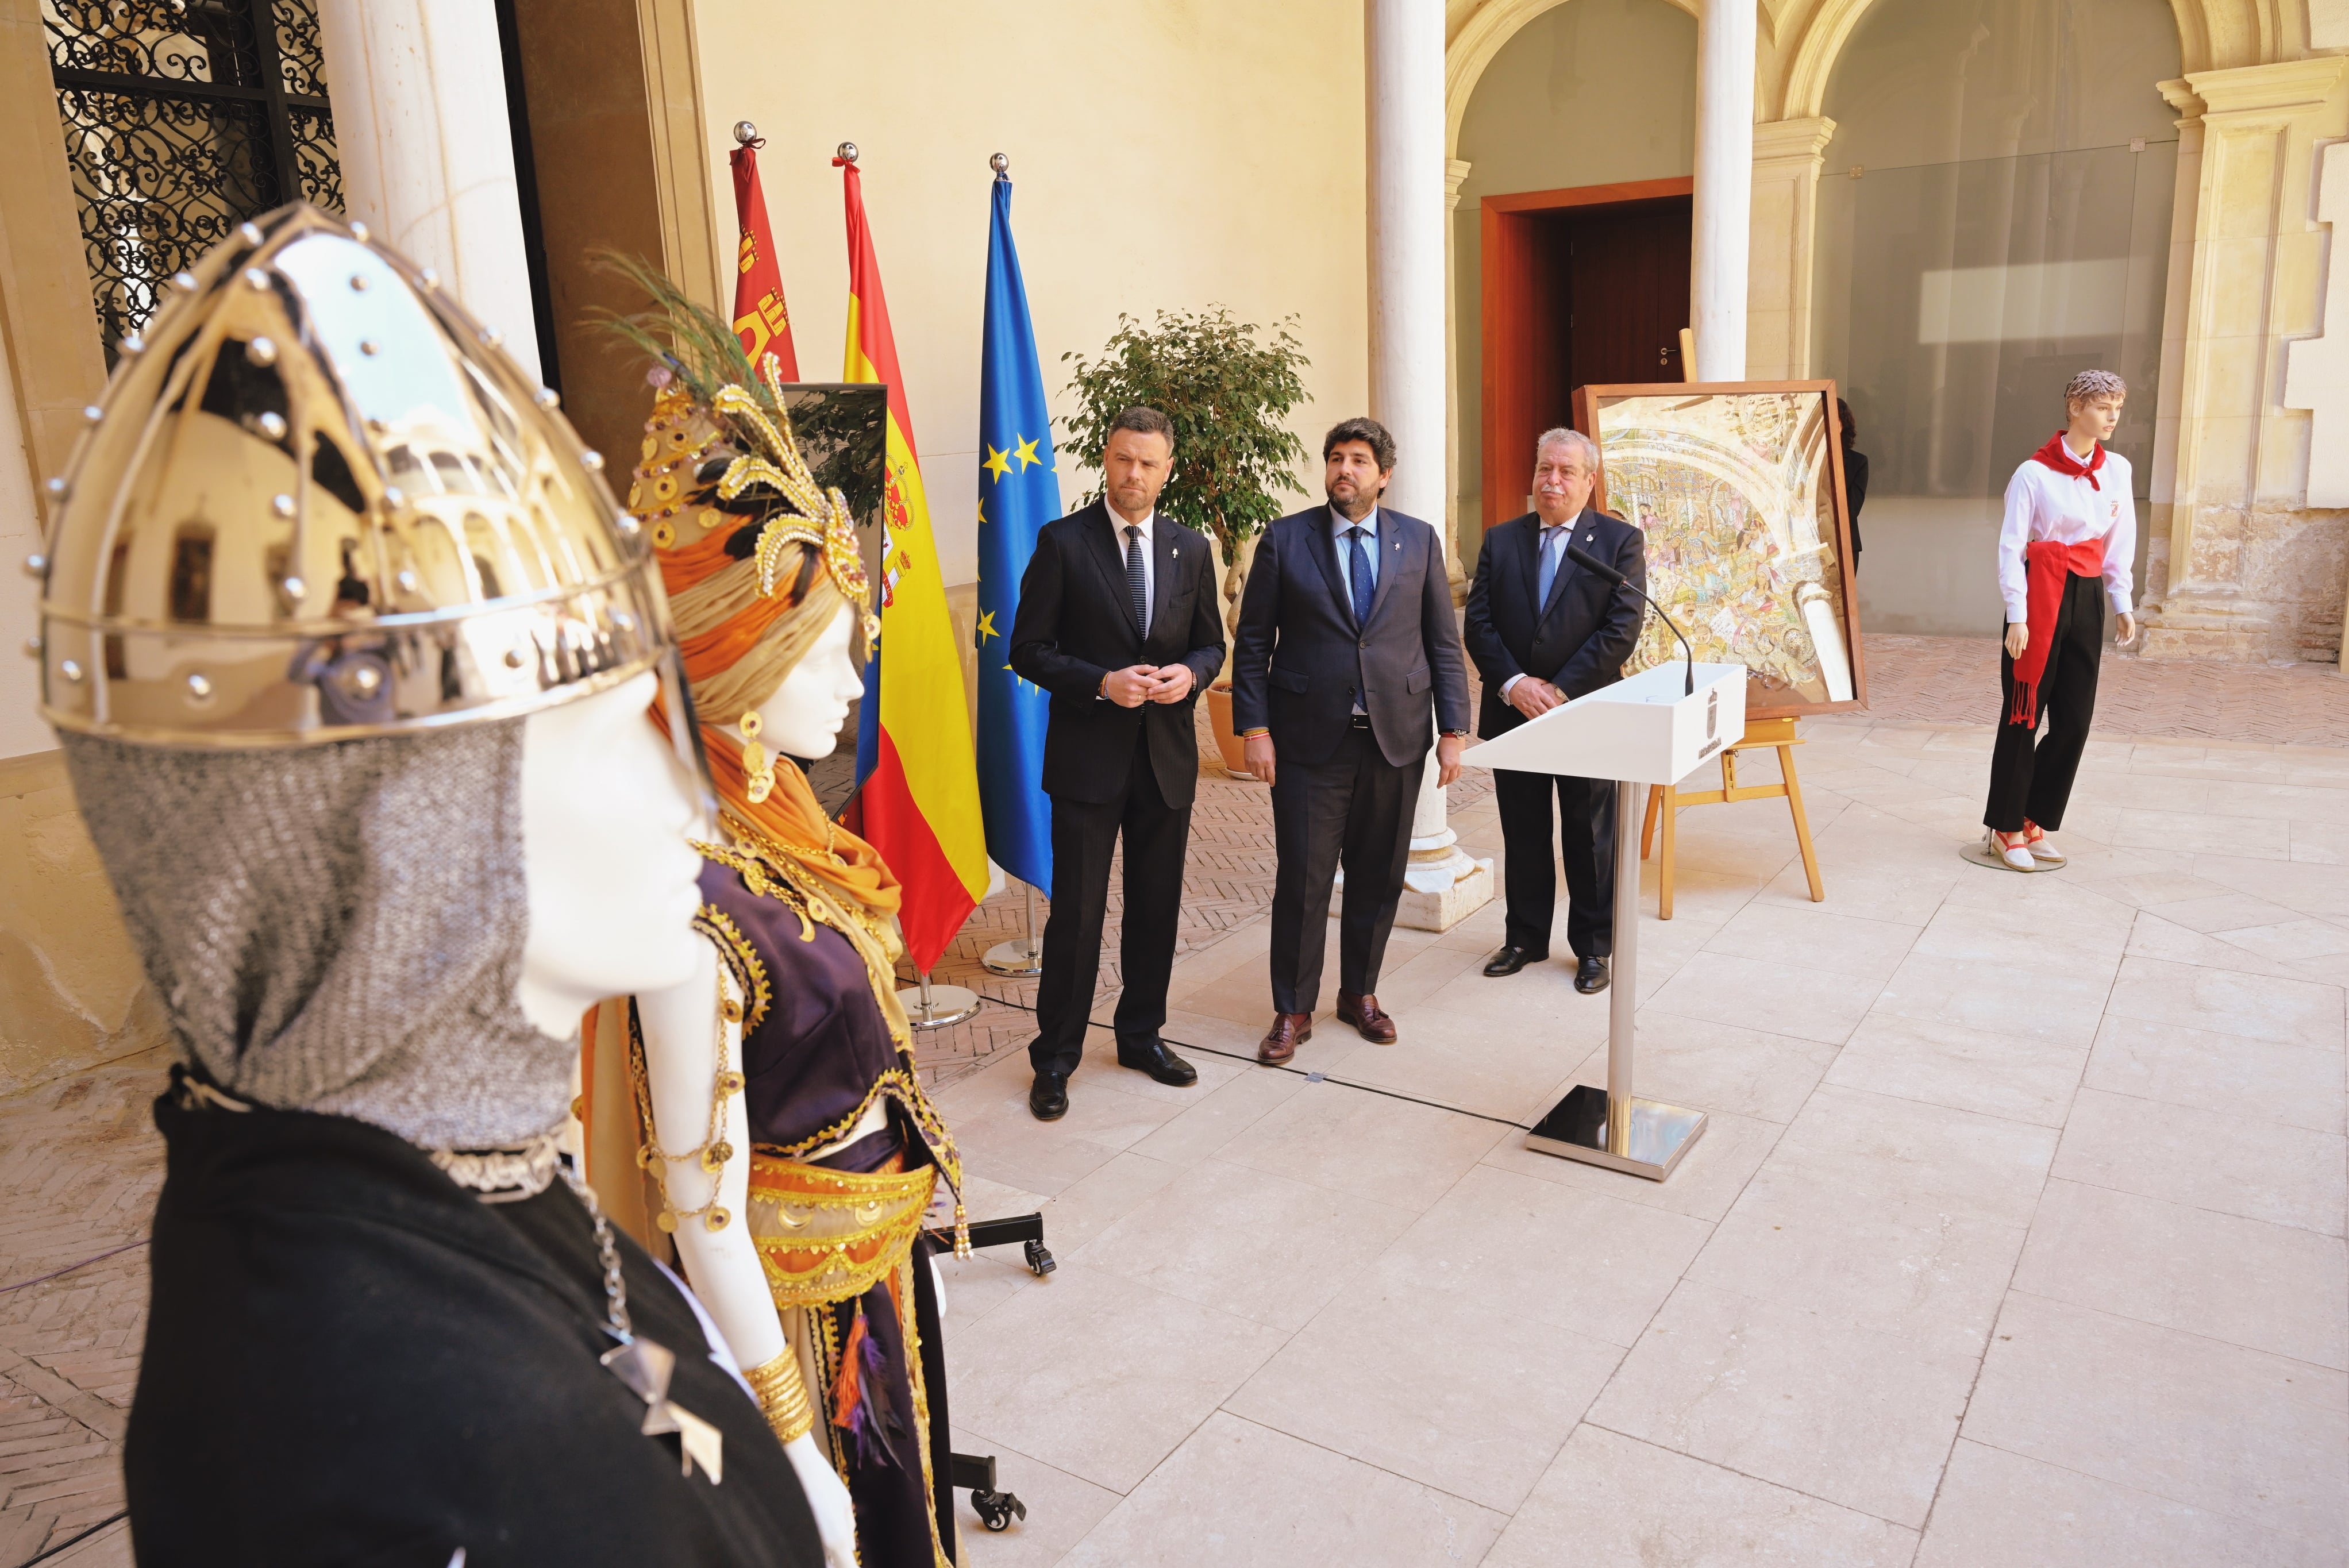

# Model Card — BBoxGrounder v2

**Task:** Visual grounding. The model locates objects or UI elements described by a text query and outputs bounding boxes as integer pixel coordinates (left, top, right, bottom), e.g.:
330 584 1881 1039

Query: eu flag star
1012 434 1043 471
977 609 999 642
981 444 1012 482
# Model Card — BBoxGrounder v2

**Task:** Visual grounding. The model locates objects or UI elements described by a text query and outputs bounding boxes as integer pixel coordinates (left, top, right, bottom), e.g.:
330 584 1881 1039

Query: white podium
1464 661 1747 1180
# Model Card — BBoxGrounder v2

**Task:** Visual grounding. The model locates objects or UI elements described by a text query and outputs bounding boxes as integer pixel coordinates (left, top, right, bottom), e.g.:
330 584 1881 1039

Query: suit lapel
1084 500 1145 640
1515 517 1543 624
1301 510 1357 630
1363 511 1405 629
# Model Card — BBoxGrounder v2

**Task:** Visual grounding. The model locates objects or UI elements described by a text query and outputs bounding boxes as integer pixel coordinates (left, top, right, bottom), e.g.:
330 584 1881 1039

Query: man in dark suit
1008 406 1227 1120
1230 417 1472 1065
1462 427 1647 993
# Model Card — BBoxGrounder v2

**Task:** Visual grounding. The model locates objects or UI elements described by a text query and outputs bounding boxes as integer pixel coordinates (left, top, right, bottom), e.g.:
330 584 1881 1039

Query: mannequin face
515 670 704 1035
734 602 865 761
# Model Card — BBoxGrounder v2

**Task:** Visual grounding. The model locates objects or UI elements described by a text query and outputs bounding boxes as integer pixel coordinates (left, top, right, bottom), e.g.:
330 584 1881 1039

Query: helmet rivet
24 553 47 576
281 576 306 600
245 337 276 367
118 332 144 355
242 267 270 291
534 387 560 409
238 221 264 245
60 658 83 683
20 636 39 658
359 340 381 357
43 476 66 498
381 487 406 510
349 273 369 292
270 494 296 518
185 672 214 702
504 646 529 669
580 449 604 472
348 219 369 242
171 271 199 294
418 268 440 290
395 568 420 594
256 412 287 441
480 327 503 348
81 404 102 424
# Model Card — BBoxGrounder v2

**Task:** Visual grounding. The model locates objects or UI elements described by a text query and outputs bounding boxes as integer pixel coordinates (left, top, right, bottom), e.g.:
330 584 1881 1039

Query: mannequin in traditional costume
32 206 822 1565
1981 369 2138 870
614 280 968 1568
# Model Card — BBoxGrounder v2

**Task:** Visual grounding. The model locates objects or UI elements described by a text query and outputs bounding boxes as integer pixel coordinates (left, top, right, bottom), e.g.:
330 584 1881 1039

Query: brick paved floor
0 632 2338 1567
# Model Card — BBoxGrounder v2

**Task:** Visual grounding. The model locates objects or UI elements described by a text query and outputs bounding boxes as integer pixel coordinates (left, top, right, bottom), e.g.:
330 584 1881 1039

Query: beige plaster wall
687 0 1372 593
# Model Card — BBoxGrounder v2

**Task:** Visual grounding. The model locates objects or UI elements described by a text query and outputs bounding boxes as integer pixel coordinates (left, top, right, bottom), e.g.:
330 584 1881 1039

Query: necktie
1345 526 1373 626
1125 525 1148 635
1538 525 1562 608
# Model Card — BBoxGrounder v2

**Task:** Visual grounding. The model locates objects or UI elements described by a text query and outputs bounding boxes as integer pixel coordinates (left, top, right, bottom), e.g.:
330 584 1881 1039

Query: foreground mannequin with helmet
615 273 968 1568
30 205 821 1563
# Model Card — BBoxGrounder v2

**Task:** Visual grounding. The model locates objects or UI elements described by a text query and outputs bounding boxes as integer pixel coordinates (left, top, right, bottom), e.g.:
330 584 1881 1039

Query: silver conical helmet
32 202 680 748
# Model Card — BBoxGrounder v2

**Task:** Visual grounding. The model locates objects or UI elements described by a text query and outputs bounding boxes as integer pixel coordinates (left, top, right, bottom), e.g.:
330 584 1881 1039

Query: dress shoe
1334 991 1397 1044
1482 944 1545 978
1029 1070 1069 1121
1258 1012 1312 1065
1574 956 1610 995
1116 1038 1198 1087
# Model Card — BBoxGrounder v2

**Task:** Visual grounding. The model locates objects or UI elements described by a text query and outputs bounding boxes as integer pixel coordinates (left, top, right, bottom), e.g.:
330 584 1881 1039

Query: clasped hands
1507 676 1565 719
1102 664 1194 707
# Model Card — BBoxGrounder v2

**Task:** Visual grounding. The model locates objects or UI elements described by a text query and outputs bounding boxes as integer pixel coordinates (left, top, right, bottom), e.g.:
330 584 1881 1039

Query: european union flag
973 172 1058 891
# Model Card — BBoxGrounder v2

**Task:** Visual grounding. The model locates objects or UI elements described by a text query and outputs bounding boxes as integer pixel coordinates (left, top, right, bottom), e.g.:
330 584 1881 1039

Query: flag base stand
981 883 1045 976
898 972 982 1030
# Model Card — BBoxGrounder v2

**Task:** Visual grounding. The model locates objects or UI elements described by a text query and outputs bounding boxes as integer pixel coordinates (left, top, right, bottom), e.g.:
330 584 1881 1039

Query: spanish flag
836 151 987 973
729 136 799 377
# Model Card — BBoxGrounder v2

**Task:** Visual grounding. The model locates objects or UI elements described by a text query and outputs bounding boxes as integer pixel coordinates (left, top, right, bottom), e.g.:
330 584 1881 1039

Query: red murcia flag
729 138 799 377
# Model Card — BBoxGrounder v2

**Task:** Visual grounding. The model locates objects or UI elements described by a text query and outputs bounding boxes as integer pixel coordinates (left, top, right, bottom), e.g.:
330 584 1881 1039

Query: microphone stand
1564 541 1696 696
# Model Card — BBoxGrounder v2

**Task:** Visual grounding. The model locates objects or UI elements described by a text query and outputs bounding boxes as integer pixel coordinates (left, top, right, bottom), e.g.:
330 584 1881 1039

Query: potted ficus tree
1061 307 1310 777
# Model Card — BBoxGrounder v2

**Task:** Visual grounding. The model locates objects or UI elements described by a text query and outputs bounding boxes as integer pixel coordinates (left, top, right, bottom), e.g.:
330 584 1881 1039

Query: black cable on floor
952 990 1541 1132
26 1510 126 1564
0 1238 148 1296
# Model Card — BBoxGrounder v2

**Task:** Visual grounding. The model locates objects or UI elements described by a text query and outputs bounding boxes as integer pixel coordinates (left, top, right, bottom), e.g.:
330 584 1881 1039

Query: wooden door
1559 197 1691 389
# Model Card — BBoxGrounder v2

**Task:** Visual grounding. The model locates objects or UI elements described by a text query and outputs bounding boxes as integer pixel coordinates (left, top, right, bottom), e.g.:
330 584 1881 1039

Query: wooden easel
1639 716 1824 919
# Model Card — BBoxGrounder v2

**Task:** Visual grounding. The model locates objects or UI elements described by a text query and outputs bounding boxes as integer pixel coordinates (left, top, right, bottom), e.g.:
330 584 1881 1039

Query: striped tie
1125 525 1148 635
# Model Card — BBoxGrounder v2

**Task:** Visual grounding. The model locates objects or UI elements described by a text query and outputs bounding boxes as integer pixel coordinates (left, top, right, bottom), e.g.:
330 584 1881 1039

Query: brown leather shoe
1335 991 1397 1044
1258 1012 1312 1065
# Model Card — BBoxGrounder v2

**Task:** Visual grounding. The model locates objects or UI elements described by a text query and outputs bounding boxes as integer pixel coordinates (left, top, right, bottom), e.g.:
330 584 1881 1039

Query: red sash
2009 535 2105 727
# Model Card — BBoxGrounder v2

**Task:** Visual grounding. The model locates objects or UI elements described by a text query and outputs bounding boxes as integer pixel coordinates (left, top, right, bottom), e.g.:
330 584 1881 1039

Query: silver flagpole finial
835 141 858 164
989 152 1009 179
732 121 758 145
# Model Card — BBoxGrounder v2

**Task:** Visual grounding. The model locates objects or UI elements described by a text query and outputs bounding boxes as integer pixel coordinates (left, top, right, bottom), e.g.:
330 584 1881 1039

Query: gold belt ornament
746 1153 935 1308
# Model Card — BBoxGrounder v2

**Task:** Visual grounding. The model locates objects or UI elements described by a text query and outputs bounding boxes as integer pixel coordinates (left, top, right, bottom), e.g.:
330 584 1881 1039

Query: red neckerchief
2030 432 2104 490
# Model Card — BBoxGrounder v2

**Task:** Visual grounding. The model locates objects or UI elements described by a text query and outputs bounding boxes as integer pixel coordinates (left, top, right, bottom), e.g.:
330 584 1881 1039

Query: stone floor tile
2205 782 2349 826
1029 1152 1185 1257
2013 1178 2348 1369
2104 954 2345 1048
1962 1292 2349 1549
1485 1426 1919 1568
2054 1087 2347 1235
1224 1247 1624 1511
1871 952 2113 1049
1769 1085 2059 1229
1211 1078 1508 1214
952 1427 1122 1568
1753 857 1955 927
1057 1412 1504 1567
1826 1013 2085 1126
2082 1014 2345 1135
1910 902 2129 981
1327 1005 1603 1124
1691 1162 2027 1353
2143 890 2306 932
1630 865 1770 925
1557 1011 1837 1124
1915 1438 2343 1568
2189 854 2349 919
2219 917 2349 963
2111 807 2293 858
950 1104 1137 1202
1076 1157 1415 1331
1588 1279 1981 1528
1065 1027 1251 1104
1122 1062 1303 1168
1647 953 1883 1046
945 1266 1287 1494
2081 869 2243 909
1480 1105 1782 1224
2123 911 2330 980
2293 819 2349 862
1703 901 1922 982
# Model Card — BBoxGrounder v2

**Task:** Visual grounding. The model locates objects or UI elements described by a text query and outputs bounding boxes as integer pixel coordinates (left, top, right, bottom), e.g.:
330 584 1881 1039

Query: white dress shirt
1997 442 2136 623
1107 500 1156 636
1329 503 1381 592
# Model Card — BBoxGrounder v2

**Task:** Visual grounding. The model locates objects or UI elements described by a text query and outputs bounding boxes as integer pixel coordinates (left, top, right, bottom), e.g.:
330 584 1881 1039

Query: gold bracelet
743 1349 817 1443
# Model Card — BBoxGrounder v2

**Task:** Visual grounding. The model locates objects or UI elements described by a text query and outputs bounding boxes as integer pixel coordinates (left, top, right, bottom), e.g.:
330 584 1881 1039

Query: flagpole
982 880 1044 976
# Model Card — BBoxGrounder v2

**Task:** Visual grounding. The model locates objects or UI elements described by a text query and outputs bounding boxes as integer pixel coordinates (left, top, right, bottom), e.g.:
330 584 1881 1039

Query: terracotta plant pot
1204 681 1253 779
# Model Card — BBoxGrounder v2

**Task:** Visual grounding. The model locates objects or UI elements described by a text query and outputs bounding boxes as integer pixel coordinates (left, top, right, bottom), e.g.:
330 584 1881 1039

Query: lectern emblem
1705 688 1718 740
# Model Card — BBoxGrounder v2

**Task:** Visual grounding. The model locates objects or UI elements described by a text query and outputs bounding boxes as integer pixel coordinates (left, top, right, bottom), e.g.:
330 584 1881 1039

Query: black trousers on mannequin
1984 571 2102 833
1029 730 1191 1077
1267 721 1424 1014
1496 770 1615 959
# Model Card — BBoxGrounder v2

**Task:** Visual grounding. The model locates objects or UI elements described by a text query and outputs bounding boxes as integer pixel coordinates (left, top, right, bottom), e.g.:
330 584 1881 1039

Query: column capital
2183 56 2347 120
2157 76 2205 121
1750 115 1836 168
1445 157 1472 210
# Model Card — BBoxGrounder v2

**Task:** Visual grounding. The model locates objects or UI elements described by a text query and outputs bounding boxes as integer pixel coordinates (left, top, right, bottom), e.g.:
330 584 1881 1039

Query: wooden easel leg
1657 781 1677 920
1780 745 1825 903
1641 784 1661 860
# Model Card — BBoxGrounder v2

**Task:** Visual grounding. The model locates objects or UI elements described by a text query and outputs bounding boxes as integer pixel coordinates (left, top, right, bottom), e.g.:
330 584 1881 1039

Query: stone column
2140 59 2349 664
316 0 544 381
1444 156 1472 581
1690 0 1757 380
1745 116 1835 380
1367 0 1491 932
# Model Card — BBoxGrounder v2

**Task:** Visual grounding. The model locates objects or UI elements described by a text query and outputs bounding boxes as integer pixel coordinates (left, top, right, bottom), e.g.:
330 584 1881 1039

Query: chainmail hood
61 722 573 1149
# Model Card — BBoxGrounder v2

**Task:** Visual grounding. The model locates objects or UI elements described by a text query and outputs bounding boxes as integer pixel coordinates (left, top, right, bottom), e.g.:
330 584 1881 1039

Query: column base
2138 591 2277 661
1330 829 1495 933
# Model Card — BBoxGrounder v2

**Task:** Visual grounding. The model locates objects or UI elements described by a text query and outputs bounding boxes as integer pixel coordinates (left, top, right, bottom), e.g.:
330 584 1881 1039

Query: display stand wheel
972 1489 1027 1532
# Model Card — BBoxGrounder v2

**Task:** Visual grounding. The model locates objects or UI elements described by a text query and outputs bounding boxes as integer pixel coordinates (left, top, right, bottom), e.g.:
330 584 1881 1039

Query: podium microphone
1565 541 1696 696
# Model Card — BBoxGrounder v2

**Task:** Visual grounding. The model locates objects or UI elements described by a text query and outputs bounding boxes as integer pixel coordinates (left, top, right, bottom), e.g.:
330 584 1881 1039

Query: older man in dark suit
1463 426 1647 993
1010 406 1229 1120
1230 417 1472 1064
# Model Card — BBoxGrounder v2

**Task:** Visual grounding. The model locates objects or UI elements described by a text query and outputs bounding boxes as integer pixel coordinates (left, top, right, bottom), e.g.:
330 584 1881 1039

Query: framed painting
1572 379 1865 721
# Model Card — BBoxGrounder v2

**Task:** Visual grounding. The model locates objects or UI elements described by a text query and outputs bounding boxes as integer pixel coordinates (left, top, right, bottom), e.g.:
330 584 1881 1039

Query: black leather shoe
1115 1038 1198 1088
1482 943 1546 977
1029 1070 1069 1120
1574 956 1610 995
